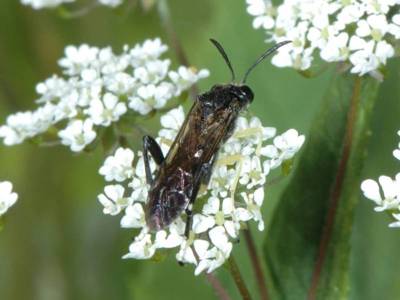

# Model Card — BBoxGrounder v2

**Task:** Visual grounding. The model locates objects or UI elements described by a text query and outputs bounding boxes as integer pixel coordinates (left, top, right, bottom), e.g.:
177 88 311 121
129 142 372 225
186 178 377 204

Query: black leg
184 162 214 238
184 208 193 239
142 135 165 185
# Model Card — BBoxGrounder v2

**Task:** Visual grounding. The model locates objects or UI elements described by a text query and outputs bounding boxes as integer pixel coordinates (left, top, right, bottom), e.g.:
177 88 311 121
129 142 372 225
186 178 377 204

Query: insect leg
142 135 165 185
201 154 218 186
184 162 213 238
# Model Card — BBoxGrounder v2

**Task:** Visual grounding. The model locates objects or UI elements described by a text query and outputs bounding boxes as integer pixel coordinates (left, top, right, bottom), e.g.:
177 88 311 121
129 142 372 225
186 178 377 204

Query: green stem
191 246 232 300
227 256 252 300
244 229 269 300
307 77 362 300
204 273 232 300
156 0 198 98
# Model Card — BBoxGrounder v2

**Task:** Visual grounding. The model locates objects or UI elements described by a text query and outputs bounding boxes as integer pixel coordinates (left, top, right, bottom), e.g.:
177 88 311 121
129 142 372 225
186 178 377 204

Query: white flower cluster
20 0 124 9
0 181 18 217
98 106 305 275
246 0 400 76
0 39 209 152
361 130 400 228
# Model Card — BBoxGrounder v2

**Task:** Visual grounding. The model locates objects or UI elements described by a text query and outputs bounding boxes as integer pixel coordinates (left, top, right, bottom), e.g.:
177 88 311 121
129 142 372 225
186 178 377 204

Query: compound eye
240 85 254 102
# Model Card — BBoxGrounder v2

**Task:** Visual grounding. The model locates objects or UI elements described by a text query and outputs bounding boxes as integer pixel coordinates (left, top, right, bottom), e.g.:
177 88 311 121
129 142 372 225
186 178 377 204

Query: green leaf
264 73 380 299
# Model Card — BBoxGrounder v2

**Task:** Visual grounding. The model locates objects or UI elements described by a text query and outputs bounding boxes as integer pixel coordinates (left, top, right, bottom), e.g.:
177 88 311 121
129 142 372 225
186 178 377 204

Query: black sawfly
142 39 290 238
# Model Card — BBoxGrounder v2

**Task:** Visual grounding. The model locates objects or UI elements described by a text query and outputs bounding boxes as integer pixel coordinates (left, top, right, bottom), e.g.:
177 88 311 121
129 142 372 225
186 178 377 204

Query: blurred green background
0 1 399 299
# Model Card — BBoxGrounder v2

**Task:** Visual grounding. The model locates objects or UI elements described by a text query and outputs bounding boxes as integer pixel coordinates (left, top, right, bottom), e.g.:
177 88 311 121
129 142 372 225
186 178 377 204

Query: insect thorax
198 84 253 113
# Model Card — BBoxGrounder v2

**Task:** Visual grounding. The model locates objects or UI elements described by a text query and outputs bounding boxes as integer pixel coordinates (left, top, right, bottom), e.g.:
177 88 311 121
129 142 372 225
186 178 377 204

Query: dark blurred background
0 1 399 299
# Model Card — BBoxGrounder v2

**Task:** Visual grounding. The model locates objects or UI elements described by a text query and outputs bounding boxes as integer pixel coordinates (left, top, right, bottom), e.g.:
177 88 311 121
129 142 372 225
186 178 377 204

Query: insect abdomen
145 168 193 231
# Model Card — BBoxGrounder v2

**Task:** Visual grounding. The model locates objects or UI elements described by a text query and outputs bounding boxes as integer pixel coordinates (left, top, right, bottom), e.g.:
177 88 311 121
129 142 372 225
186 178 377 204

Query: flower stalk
227 256 252 300
204 273 232 300
244 228 269 300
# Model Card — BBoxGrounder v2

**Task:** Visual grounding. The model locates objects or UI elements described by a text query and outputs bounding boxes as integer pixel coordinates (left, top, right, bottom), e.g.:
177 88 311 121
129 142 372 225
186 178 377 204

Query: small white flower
0 181 18 216
21 0 126 10
160 105 185 131
246 0 275 29
176 239 210 265
349 35 394 75
320 32 350 62
307 18 339 50
193 197 240 240
129 83 173 115
86 93 127 126
97 0 123 7
120 203 146 228
20 0 74 9
361 175 400 212
393 130 400 160
98 184 130 216
240 156 266 189
157 105 184 149
272 22 314 70
208 224 233 254
208 165 237 198
154 227 184 249
0 108 55 146
134 60 170 85
348 39 378 75
35 75 70 103
130 38 168 67
261 129 305 169
355 15 389 40
104 72 136 95
361 129 400 229
169 66 209 94
0 125 20 146
54 92 79 122
75 80 103 107
58 119 96 152
59 44 99 76
389 14 400 39
99 148 135 182
194 243 232 275
123 230 156 259
274 129 305 157
129 153 153 203
394 149 400 161
389 213 400 228
232 116 276 148
240 188 265 231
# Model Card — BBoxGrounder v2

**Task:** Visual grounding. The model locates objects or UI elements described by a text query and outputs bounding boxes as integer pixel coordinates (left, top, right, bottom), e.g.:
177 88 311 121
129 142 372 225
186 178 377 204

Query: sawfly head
199 83 254 112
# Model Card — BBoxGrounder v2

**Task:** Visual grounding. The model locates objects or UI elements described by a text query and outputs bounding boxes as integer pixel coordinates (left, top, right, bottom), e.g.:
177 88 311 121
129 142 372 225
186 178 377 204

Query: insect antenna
210 38 236 82
242 40 291 84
